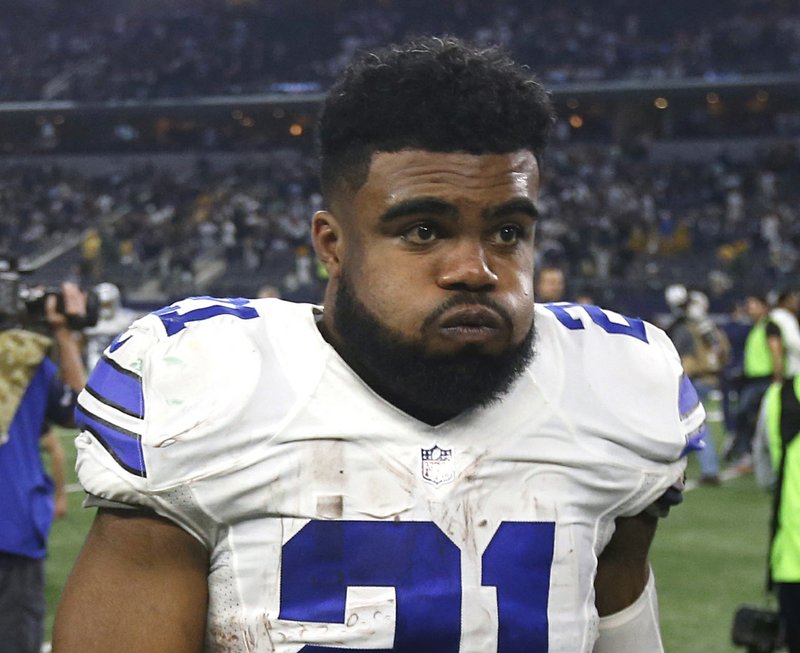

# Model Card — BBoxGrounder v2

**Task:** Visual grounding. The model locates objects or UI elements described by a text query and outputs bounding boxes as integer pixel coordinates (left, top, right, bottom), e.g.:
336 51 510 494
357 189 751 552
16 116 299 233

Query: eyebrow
482 197 539 221
378 196 539 224
378 197 457 223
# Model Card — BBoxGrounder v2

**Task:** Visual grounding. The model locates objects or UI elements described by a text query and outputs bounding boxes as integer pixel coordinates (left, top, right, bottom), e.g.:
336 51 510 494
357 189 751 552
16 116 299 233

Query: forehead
354 149 540 211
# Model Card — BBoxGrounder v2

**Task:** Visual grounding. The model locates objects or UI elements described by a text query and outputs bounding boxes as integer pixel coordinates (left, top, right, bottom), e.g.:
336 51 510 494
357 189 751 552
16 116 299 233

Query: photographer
0 282 87 653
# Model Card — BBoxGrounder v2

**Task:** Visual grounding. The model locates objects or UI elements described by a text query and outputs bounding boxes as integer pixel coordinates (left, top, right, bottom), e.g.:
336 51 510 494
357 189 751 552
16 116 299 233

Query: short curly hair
318 36 556 204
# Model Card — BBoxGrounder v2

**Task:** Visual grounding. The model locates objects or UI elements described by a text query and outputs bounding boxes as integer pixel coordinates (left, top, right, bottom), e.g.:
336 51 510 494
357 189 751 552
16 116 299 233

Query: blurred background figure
665 284 731 484
770 290 800 379
256 284 281 299
751 289 800 488
82 282 142 371
728 294 783 472
534 265 566 303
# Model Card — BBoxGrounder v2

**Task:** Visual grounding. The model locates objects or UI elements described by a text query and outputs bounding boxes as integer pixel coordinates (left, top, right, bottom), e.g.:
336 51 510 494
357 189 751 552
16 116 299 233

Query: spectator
535 265 566 302
0 0 797 102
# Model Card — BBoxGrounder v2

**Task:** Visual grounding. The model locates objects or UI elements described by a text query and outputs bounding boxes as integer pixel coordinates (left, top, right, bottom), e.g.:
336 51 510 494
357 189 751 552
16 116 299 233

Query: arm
41 429 68 519
593 513 663 652
767 333 784 382
46 282 87 392
594 513 656 616
53 508 209 653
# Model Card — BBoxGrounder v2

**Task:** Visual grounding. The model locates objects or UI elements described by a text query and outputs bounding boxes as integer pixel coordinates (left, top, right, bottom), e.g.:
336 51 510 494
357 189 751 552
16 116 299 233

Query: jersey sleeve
540 305 702 518
74 297 266 545
618 325 704 518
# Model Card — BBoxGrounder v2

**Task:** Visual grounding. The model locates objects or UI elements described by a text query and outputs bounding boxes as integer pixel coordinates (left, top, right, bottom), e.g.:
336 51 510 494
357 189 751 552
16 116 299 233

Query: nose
437 239 498 292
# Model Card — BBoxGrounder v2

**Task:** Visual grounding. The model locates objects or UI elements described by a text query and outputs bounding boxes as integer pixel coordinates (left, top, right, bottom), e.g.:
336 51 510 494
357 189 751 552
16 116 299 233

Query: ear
311 210 344 278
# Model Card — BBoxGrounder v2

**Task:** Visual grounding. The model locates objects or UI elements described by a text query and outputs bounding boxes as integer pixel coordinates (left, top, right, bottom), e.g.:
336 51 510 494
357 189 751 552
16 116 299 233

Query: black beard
327 272 535 425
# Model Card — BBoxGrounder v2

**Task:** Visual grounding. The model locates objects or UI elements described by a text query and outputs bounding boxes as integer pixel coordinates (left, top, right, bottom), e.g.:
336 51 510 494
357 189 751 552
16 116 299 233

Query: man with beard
54 37 701 653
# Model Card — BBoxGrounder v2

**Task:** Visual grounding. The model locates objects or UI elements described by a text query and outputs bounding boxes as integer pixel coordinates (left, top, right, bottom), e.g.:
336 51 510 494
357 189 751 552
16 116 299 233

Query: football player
54 37 703 653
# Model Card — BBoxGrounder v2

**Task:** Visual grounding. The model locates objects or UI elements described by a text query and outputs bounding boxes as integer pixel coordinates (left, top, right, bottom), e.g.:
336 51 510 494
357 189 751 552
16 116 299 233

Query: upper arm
53 508 209 653
768 333 784 375
594 512 658 617
767 322 783 352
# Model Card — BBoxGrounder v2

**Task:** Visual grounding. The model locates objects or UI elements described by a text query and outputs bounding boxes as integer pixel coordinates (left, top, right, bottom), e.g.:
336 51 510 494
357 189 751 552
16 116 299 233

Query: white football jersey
75 297 702 653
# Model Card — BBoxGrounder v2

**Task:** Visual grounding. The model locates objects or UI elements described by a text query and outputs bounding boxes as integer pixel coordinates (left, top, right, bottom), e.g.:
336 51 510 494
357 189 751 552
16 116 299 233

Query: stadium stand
0 0 798 317
0 0 798 101
3 142 797 311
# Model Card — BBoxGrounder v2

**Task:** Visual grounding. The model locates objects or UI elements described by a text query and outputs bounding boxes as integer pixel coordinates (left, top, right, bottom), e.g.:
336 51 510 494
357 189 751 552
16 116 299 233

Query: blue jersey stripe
85 357 144 419
681 424 708 457
678 373 700 418
75 406 146 477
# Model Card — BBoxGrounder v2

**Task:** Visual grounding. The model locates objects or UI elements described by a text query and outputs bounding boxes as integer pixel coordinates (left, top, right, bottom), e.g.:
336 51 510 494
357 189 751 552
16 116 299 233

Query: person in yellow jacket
764 376 800 652
729 295 783 470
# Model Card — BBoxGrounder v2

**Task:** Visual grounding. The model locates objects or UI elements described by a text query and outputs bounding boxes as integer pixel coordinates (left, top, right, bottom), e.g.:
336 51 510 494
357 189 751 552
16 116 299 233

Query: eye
492 224 523 245
402 223 439 244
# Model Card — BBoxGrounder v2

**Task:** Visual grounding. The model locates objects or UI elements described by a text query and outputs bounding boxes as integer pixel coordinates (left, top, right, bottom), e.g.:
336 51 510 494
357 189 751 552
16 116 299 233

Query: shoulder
75 297 324 489
102 295 318 382
769 308 786 325
534 303 699 462
766 317 782 336
770 308 799 333
535 302 681 374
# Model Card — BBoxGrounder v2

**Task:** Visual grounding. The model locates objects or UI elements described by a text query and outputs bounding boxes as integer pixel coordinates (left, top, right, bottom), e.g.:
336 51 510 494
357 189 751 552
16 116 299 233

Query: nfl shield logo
421 445 454 486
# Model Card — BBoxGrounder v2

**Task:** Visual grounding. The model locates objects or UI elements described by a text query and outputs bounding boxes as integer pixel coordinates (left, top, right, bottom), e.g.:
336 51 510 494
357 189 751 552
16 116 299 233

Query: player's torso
189 340 650 653
87 298 687 653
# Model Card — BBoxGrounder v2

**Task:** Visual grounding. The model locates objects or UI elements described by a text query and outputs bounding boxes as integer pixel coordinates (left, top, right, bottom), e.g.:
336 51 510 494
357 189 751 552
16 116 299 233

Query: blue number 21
279 520 555 652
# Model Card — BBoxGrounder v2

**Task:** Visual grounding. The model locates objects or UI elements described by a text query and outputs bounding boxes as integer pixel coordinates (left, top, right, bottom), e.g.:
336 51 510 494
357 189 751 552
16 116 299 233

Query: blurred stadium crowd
0 0 798 101
0 0 797 317
2 143 799 307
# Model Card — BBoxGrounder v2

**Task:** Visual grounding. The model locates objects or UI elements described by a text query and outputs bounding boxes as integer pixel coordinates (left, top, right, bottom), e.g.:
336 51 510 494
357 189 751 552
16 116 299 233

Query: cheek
503 266 535 337
347 252 423 318
357 254 444 337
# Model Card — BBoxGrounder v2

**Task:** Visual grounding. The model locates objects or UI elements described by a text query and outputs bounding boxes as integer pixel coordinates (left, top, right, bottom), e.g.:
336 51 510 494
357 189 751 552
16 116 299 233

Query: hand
46 282 87 331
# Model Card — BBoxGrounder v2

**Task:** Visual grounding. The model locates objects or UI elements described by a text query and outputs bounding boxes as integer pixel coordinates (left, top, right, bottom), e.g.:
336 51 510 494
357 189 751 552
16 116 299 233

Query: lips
439 306 504 330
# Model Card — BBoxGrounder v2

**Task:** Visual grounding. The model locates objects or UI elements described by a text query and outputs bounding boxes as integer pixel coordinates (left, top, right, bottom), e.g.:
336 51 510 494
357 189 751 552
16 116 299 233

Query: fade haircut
317 36 556 205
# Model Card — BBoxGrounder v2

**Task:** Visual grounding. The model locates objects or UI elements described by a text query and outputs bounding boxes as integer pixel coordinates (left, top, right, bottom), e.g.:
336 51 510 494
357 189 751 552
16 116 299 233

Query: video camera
0 256 99 330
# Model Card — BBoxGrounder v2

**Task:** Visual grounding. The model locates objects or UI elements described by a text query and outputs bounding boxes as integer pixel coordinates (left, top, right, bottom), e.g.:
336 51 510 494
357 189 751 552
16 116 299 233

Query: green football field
43 419 776 652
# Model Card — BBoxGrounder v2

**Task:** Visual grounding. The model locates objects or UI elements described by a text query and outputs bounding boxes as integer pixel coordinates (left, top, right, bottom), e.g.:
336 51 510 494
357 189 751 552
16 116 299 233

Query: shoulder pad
76 297 264 487
536 303 703 463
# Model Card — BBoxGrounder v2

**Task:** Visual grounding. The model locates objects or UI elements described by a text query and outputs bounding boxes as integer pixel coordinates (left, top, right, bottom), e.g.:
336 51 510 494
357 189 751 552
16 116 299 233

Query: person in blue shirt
0 283 86 653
